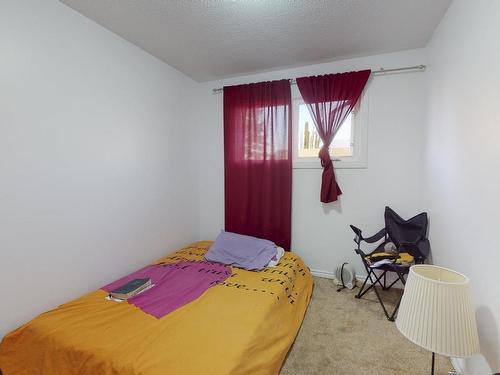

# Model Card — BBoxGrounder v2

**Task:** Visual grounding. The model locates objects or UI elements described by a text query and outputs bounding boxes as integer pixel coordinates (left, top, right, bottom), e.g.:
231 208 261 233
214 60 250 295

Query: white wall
0 1 197 337
424 0 500 372
194 49 427 278
6 2 496 372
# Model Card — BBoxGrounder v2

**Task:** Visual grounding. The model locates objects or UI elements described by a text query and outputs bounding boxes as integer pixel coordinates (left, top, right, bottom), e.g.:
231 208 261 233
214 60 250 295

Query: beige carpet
281 277 452 375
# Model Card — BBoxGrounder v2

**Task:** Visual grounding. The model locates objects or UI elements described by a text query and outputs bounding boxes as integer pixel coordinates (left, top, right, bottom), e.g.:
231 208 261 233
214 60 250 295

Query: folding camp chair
350 206 430 321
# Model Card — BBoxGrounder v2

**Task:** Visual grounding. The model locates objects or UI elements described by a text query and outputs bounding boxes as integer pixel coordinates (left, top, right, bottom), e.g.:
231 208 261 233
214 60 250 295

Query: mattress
0 241 313 375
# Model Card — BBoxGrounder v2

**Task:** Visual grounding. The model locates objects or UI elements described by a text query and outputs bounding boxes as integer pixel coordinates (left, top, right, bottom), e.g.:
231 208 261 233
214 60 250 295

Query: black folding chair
350 206 430 321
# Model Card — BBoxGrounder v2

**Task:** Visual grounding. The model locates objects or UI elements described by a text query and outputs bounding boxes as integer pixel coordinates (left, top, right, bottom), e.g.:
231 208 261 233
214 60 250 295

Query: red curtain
224 80 292 249
296 70 371 203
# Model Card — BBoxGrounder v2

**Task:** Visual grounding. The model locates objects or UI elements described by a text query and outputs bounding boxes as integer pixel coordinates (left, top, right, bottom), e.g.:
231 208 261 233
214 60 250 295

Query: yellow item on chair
370 252 414 265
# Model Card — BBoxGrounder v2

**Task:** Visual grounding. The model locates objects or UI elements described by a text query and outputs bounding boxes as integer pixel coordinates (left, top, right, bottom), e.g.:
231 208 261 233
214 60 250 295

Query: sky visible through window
298 104 353 158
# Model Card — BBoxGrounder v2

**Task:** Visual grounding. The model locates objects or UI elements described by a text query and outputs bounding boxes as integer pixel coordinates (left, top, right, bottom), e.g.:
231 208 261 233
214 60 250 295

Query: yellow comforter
0 241 313 375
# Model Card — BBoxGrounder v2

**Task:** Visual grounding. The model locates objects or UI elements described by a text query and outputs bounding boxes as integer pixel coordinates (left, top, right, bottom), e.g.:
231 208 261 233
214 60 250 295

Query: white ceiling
61 0 450 82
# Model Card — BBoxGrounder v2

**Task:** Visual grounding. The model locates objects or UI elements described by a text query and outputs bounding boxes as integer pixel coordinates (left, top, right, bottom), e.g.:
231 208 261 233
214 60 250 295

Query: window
297 104 354 158
292 89 368 169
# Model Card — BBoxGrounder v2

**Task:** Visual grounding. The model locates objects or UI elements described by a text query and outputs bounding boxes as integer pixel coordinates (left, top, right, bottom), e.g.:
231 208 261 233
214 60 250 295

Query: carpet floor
281 277 453 375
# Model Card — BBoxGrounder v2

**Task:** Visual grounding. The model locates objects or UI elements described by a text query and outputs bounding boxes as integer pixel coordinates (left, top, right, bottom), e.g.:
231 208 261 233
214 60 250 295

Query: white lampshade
396 265 480 357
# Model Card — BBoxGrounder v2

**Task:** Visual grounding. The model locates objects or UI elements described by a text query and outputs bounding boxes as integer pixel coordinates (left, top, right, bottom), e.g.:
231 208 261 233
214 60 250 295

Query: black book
109 278 152 300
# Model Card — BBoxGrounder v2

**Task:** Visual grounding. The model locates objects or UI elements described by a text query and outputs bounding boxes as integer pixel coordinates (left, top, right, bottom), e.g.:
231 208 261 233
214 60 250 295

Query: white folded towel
266 247 285 268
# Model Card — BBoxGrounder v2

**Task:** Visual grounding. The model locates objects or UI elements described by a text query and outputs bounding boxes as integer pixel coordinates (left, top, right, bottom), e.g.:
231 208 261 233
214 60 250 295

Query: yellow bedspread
0 241 313 375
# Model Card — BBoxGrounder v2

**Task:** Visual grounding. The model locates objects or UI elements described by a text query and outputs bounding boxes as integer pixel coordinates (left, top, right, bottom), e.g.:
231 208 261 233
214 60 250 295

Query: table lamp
396 265 480 375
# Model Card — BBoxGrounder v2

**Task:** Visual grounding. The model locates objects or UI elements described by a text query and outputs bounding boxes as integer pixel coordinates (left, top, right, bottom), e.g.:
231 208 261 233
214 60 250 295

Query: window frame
291 86 368 169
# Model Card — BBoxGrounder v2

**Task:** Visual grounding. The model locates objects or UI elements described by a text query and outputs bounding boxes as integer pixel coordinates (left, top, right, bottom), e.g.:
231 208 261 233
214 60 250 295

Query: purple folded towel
103 261 230 318
205 231 277 271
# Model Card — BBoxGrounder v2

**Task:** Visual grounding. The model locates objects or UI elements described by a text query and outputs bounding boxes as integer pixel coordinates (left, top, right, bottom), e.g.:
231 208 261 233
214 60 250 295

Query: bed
0 241 313 375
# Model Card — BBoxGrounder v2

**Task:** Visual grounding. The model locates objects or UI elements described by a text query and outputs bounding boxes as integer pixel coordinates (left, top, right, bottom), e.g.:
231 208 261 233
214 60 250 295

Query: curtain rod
211 64 425 94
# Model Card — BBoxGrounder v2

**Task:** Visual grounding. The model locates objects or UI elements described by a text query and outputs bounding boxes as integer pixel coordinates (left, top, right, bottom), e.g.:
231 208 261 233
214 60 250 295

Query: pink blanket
103 261 231 318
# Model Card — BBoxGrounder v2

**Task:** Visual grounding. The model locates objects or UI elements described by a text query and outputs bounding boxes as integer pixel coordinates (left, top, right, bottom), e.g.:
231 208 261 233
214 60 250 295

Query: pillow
205 231 277 271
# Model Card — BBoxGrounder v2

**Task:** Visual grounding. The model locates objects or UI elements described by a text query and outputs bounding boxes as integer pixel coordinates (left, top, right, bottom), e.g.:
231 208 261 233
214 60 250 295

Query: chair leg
387 272 407 321
356 262 374 298
356 269 386 299
355 273 370 299
366 271 393 320
384 276 401 291
376 270 387 289
357 269 408 321
388 298 401 321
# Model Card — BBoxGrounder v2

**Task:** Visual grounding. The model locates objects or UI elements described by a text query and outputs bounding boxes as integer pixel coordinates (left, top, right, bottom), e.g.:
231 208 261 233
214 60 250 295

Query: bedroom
1 1 499 374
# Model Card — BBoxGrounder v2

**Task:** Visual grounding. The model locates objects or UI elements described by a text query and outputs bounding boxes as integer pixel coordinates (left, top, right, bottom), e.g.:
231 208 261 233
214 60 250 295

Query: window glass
297 103 353 159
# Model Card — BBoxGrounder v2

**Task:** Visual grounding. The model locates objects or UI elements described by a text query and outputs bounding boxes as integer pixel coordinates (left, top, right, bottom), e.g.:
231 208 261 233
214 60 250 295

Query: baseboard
310 268 405 289
451 358 463 374
450 355 493 375
310 269 335 279
310 269 367 285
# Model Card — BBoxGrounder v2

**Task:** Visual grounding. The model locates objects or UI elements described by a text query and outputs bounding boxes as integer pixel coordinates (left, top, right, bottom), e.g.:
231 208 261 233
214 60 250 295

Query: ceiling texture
61 0 450 82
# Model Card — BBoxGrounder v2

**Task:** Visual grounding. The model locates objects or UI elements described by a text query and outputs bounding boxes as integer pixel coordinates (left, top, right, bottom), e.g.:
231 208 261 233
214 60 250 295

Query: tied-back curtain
224 80 292 249
296 70 371 203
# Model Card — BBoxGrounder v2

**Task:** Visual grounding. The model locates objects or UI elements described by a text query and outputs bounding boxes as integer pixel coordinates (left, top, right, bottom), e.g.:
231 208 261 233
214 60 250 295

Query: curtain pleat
223 80 292 249
296 70 371 203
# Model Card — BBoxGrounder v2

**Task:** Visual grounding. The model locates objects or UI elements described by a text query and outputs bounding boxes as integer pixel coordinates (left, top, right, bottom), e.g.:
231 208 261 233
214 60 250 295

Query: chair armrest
349 225 363 244
350 225 386 244
355 248 368 257
363 228 387 244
